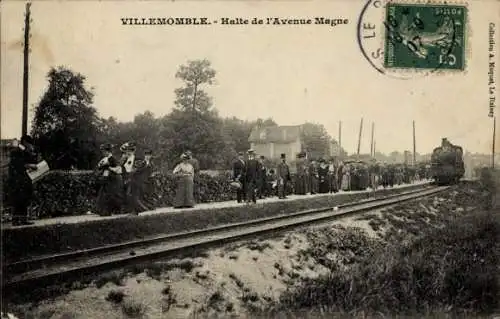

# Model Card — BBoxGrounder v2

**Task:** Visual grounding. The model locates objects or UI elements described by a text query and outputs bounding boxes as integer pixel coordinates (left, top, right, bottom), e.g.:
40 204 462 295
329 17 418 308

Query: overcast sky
2 0 499 154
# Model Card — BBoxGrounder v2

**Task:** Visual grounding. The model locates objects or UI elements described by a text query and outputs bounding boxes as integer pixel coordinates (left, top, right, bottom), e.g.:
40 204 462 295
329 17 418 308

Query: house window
259 130 267 140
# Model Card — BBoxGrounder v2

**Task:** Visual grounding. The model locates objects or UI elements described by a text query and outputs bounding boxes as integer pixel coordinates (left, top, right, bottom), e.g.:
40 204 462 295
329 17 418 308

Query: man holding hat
277 153 291 199
232 152 246 203
7 135 38 226
245 149 260 204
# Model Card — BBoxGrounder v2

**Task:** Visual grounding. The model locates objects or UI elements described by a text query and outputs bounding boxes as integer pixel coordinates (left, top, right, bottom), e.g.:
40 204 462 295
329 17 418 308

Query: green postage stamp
383 2 467 70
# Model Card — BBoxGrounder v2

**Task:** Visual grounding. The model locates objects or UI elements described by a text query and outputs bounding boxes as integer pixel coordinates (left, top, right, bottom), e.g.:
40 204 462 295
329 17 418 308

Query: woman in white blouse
172 153 195 208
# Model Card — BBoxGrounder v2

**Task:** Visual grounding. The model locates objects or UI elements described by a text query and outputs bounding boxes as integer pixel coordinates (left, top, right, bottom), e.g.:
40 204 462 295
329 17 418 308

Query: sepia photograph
1 0 499 318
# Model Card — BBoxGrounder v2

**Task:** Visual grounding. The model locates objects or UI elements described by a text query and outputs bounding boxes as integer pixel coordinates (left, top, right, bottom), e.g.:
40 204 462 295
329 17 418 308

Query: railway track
3 183 448 290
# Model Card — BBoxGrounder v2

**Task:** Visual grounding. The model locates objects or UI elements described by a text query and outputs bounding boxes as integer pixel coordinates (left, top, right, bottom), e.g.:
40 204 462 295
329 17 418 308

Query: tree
160 59 231 169
255 118 278 128
31 67 101 169
131 111 162 150
300 122 332 159
174 59 216 113
160 109 228 169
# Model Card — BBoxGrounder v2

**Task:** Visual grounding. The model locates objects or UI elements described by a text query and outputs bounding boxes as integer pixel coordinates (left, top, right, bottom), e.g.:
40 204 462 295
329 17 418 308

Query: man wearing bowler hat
257 155 268 199
245 149 260 204
277 153 291 199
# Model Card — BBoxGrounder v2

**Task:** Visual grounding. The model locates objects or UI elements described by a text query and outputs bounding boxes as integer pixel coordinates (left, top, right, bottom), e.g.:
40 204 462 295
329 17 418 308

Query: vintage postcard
1 0 500 318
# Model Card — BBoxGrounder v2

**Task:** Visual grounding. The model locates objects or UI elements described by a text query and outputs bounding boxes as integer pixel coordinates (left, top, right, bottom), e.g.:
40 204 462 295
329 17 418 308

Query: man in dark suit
277 153 291 199
309 160 319 194
232 152 246 203
185 151 199 175
7 135 39 226
257 155 267 199
245 149 260 204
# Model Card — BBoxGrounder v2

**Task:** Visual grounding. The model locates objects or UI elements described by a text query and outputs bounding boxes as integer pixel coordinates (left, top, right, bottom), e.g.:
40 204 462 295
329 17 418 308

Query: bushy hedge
4 171 294 219
22 171 236 218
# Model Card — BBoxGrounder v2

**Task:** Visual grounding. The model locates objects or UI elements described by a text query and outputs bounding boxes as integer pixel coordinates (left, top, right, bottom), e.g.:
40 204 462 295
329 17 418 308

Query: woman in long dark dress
294 154 307 195
173 154 195 208
95 144 123 216
318 158 330 193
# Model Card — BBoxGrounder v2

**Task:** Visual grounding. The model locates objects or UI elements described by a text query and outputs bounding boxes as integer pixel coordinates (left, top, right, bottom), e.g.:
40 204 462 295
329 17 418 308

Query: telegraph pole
413 120 416 166
338 121 342 159
338 121 342 150
22 2 32 137
373 140 376 156
357 118 363 156
370 122 374 157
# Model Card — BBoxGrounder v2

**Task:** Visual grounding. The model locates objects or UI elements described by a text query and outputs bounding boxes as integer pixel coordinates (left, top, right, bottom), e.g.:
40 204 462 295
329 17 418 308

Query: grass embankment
3 182 497 319
265 182 500 318
2 183 426 263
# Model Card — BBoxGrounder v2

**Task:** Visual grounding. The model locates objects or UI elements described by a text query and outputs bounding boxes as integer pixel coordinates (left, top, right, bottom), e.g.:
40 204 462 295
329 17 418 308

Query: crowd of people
6 135 430 226
94 142 201 215
231 150 431 204
5 136 203 225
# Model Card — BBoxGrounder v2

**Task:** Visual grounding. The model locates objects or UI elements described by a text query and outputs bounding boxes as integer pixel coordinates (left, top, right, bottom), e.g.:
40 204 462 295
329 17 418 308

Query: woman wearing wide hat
95 143 123 216
127 148 156 214
137 149 156 209
172 153 195 208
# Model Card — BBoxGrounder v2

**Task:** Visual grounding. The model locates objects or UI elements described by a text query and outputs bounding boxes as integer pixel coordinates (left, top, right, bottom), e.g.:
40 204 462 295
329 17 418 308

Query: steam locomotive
430 138 465 185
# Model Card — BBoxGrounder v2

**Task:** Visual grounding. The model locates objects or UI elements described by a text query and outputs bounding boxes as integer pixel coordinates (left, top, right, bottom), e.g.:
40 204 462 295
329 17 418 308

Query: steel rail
3 184 447 289
4 183 432 274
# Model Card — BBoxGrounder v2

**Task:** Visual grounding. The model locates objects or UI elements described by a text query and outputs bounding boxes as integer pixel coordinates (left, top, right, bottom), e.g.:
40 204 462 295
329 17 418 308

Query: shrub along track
2 184 447 294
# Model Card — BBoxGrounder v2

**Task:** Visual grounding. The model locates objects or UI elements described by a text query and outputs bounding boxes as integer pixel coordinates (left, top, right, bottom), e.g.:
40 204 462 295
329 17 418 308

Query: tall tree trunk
192 82 198 113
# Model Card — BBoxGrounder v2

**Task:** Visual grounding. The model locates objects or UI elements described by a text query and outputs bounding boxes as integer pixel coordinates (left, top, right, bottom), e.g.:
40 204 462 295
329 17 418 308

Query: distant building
404 150 413 165
330 141 341 158
248 125 303 160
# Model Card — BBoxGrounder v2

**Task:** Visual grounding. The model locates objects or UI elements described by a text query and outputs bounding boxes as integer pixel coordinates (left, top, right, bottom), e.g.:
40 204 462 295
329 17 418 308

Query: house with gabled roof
248 125 303 160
